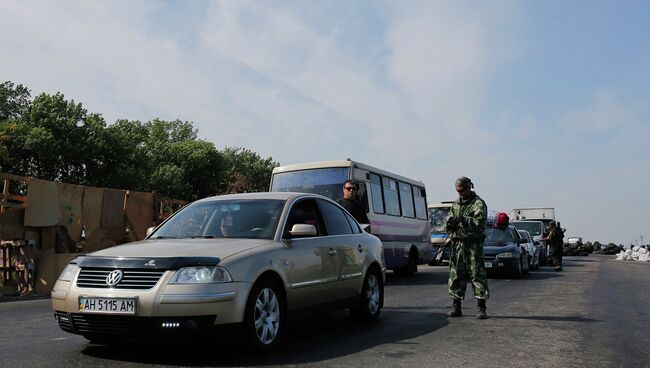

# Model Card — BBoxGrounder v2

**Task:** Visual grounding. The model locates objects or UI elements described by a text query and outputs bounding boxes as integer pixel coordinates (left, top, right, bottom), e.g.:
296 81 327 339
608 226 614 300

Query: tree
219 147 279 193
0 81 31 165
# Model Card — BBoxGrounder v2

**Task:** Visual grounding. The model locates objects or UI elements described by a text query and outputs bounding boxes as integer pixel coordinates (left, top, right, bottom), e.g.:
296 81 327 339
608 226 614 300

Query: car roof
194 191 332 203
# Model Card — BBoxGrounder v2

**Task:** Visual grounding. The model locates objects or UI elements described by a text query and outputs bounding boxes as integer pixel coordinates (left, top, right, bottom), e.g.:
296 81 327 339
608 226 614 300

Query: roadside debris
615 246 650 262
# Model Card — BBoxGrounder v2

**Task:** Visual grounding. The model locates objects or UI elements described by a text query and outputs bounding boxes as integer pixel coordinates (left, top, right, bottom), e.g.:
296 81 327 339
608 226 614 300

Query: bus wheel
395 248 418 275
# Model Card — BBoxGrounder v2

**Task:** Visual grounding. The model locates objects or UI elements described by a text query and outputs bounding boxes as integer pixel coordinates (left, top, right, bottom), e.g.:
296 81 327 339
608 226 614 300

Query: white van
270 159 432 274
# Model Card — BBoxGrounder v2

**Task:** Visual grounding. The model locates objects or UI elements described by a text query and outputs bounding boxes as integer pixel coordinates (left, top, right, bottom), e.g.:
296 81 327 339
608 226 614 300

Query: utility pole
641 234 644 246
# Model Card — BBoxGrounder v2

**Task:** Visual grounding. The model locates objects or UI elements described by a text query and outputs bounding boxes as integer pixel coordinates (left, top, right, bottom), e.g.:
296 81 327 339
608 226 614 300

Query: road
1 255 648 368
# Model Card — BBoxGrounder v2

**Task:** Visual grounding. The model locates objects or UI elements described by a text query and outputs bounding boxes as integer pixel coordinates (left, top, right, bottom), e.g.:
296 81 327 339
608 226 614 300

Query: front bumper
484 257 519 273
51 273 252 336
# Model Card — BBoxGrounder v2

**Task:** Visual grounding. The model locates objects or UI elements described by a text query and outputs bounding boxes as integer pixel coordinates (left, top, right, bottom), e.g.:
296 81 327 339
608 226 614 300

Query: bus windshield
429 207 450 234
271 167 350 200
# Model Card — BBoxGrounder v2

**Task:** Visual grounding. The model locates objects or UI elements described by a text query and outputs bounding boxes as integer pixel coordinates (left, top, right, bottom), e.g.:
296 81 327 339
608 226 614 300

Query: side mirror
146 227 156 237
362 224 371 233
518 238 527 244
288 224 317 238
534 241 540 245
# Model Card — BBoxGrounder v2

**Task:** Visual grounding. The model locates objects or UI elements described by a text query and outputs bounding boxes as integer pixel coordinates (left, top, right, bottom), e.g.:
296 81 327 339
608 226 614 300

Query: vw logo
105 270 124 287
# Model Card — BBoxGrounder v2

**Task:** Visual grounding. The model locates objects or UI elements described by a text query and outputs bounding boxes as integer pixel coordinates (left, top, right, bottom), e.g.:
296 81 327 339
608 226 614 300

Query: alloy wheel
254 288 280 345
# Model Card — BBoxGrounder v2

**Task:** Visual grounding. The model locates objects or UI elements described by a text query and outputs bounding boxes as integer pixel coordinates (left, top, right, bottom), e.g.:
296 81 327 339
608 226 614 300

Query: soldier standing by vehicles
445 177 489 319
543 221 564 271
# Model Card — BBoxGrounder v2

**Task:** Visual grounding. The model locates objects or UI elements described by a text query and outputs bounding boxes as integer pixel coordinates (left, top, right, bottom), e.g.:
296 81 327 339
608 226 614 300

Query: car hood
483 243 519 255
88 238 273 260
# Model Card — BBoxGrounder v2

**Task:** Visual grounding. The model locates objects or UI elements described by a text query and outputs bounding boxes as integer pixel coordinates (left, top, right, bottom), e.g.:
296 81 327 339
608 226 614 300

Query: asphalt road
1 255 648 368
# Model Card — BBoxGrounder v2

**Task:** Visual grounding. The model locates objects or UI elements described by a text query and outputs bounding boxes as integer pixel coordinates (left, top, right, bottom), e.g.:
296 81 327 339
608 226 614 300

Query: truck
509 208 555 222
509 208 556 266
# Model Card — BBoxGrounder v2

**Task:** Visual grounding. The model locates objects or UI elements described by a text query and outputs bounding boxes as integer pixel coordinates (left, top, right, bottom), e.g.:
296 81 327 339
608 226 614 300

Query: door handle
328 248 337 255
357 244 364 253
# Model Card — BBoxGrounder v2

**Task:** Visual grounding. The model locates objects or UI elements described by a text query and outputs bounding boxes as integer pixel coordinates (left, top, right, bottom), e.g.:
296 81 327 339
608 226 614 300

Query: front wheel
242 279 285 351
350 268 383 321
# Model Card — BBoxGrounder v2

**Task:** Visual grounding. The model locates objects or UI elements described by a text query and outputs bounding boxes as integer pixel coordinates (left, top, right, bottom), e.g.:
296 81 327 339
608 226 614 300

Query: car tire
395 248 418 275
350 267 383 321
242 278 286 352
513 256 523 278
522 258 530 275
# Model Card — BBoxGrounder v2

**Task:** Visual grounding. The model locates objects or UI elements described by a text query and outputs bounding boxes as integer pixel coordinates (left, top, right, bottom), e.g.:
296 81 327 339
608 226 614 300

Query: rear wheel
350 267 383 321
242 278 286 352
394 248 418 275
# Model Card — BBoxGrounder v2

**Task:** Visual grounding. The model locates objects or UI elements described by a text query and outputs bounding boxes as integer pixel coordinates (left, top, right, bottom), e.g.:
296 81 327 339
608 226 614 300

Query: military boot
447 298 462 317
476 298 487 319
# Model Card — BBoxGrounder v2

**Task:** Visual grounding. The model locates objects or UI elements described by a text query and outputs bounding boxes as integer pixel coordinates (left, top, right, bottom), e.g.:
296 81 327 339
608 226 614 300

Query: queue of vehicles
48 158 560 350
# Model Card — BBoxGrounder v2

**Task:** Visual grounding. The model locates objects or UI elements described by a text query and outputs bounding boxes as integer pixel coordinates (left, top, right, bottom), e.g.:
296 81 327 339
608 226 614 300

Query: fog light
162 322 181 328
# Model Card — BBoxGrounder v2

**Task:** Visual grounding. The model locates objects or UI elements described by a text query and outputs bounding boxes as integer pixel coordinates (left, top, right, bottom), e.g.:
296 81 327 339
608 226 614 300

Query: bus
270 159 432 274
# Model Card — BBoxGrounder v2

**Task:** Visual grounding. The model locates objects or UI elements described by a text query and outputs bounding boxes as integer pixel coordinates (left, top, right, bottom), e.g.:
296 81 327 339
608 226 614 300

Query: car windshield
484 227 515 244
429 207 451 234
512 222 542 236
271 168 349 200
150 199 285 240
517 230 530 242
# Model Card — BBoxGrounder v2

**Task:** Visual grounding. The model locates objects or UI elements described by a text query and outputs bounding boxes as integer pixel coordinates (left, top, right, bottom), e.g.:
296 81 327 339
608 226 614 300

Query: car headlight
496 252 515 259
58 264 79 281
170 266 232 284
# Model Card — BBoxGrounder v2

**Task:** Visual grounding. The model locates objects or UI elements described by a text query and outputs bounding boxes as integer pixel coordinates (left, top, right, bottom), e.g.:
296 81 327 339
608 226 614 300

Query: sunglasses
344 187 357 191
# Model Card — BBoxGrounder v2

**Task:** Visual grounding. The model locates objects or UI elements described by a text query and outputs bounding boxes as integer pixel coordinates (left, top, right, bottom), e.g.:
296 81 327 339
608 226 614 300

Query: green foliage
220 147 279 193
0 81 279 201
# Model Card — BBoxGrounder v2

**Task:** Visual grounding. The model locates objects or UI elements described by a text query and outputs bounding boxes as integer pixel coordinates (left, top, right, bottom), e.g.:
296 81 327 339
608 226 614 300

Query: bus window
414 187 427 220
383 177 400 216
271 167 349 200
369 173 384 214
399 182 415 218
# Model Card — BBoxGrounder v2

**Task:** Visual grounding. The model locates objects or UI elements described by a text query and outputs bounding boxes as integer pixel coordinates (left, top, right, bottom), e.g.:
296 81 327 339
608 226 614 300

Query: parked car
511 220 548 266
483 224 530 277
517 229 540 271
51 192 386 351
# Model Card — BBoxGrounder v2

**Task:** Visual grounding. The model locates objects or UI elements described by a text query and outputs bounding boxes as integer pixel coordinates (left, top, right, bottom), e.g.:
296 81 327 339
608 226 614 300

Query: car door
282 198 339 308
316 198 364 299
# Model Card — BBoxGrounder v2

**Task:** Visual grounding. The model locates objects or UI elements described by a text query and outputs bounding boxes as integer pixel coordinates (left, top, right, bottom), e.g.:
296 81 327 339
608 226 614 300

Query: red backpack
494 212 509 229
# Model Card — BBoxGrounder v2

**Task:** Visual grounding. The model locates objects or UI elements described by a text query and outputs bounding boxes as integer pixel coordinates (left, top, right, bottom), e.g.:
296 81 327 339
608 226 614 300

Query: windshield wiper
150 236 176 239
189 235 216 239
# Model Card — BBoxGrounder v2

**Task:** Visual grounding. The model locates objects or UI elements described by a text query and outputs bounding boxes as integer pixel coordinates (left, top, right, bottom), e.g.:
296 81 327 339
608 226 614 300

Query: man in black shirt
338 180 369 224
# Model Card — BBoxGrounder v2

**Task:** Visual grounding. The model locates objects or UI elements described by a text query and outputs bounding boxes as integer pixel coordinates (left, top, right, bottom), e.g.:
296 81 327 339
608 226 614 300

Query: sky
1 0 648 245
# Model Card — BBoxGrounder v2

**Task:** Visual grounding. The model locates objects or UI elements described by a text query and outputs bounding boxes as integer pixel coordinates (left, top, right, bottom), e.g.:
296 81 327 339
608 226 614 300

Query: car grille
76 268 165 290
54 311 73 331
54 312 218 337
484 255 496 261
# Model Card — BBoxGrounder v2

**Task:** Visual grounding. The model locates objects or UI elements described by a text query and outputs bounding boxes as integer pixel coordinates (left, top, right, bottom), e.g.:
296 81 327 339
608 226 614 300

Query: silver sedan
51 192 386 351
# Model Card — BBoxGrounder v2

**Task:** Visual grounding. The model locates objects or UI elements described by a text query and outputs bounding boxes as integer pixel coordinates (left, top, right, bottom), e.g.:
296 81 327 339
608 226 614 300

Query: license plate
484 262 493 268
79 297 136 315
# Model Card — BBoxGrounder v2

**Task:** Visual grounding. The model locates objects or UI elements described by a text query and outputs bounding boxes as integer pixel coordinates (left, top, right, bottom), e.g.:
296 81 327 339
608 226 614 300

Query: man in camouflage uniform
543 221 564 271
445 177 489 319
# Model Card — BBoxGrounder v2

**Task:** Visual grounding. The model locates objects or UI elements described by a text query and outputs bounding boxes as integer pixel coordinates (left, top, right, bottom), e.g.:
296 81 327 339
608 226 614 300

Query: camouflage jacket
446 192 487 241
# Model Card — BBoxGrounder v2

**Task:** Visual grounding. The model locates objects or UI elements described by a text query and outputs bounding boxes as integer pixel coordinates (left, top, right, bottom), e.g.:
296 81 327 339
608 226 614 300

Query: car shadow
80 309 449 366
489 315 604 323
385 268 448 286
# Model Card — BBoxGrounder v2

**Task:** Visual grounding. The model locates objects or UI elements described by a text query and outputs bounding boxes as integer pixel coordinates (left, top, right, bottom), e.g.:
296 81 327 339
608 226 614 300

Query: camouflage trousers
551 244 563 268
448 239 489 300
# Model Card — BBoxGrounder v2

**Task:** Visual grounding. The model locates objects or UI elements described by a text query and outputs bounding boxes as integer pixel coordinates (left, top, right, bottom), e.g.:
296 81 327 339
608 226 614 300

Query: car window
317 199 354 236
484 227 515 242
283 199 325 237
344 211 362 234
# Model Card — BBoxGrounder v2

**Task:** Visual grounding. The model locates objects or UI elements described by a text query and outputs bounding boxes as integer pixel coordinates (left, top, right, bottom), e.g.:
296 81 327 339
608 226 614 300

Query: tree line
0 81 279 201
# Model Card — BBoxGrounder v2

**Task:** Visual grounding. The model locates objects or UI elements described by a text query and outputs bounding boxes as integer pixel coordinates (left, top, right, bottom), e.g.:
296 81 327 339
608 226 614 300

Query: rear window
485 227 515 243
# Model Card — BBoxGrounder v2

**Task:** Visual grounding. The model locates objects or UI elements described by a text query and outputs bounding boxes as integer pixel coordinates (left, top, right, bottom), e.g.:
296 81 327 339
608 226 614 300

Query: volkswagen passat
52 192 386 350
